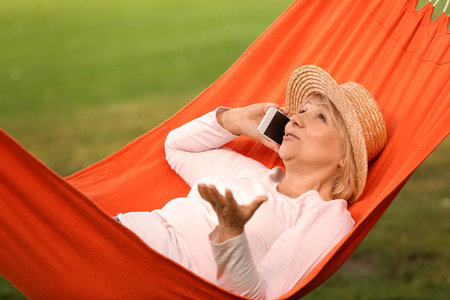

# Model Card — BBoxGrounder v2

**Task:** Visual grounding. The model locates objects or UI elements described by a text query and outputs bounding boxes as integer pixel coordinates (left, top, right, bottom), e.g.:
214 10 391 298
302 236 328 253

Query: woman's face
279 97 344 173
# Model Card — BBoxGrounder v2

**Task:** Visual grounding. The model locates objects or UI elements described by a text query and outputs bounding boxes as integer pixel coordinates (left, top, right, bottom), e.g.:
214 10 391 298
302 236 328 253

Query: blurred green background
0 0 448 299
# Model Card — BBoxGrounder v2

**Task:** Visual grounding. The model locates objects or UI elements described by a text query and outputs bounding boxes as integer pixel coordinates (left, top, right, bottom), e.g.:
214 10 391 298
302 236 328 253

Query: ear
339 158 344 168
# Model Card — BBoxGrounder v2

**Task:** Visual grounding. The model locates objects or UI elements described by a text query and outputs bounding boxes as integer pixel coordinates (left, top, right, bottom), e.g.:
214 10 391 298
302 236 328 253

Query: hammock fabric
1 0 449 299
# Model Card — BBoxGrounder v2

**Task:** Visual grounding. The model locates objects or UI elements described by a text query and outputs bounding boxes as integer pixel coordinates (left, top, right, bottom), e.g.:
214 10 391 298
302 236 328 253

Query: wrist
217 226 243 243
217 108 242 136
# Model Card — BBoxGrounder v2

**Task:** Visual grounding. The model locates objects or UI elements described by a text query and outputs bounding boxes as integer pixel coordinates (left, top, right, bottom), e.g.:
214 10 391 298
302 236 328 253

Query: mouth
283 132 300 141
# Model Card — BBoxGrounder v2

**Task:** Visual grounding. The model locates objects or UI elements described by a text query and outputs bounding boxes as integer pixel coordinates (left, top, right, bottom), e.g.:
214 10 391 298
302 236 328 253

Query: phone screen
263 111 290 145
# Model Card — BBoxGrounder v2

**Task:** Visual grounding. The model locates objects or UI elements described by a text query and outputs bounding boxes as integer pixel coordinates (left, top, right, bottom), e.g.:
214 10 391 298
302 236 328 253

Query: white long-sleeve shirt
118 108 354 299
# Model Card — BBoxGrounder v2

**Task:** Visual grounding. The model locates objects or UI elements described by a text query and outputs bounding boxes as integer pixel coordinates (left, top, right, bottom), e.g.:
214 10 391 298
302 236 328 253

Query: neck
277 166 336 201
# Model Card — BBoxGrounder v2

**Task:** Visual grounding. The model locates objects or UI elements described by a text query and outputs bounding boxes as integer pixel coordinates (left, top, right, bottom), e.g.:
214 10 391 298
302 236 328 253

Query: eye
299 109 306 114
318 114 326 122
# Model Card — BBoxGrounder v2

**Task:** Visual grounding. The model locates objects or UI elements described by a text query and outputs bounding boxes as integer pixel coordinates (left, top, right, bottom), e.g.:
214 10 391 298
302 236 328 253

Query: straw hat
286 65 387 202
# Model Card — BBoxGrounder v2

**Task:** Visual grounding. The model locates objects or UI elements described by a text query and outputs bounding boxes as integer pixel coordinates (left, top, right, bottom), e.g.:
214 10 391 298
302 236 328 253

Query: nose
289 113 305 128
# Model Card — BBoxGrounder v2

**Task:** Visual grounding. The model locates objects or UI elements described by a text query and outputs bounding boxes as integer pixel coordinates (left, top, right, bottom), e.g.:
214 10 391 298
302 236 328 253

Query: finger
246 196 268 216
224 189 238 206
252 195 268 207
207 184 228 207
269 142 281 153
262 103 280 111
257 135 281 152
198 184 216 206
279 106 290 116
263 102 280 107
207 184 222 199
197 184 209 200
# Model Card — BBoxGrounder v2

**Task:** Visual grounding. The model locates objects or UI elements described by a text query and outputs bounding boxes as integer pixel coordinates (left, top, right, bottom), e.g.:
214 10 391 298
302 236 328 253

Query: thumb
247 196 268 215
257 134 281 152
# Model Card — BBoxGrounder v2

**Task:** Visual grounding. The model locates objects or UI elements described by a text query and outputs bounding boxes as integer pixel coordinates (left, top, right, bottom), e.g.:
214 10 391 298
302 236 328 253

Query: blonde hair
307 94 357 203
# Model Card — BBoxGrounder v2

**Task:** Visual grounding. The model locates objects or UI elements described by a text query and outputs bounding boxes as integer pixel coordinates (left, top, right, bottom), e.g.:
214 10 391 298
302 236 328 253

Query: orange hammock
1 0 449 299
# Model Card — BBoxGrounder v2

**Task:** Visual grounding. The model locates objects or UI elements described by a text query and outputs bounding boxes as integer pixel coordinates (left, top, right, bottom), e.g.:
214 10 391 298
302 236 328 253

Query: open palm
198 183 267 243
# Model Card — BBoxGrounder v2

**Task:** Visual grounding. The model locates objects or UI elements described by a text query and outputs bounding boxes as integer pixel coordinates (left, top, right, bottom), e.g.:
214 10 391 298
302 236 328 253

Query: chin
277 145 292 162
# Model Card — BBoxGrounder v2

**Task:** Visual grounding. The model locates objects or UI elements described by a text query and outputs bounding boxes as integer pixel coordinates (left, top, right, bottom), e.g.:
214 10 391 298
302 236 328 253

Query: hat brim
285 65 368 202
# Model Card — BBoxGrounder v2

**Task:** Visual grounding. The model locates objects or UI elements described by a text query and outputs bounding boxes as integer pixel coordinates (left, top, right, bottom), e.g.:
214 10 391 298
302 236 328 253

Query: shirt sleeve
209 200 355 300
209 229 267 300
164 107 270 187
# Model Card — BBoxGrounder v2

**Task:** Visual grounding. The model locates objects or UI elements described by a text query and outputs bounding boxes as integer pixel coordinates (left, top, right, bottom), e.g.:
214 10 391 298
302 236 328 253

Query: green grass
0 0 449 299
0 0 293 175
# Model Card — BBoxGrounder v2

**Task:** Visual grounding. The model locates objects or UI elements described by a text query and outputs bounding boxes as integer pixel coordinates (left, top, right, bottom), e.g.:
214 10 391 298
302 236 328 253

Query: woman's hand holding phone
217 103 289 152
257 107 291 146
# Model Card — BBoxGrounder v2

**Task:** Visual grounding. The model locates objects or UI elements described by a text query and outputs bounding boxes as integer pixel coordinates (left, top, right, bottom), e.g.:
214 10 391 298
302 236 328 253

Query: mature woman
115 65 387 299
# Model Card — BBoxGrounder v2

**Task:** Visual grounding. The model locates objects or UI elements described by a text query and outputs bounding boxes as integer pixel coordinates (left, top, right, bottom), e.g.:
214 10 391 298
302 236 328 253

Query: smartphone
257 107 290 145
